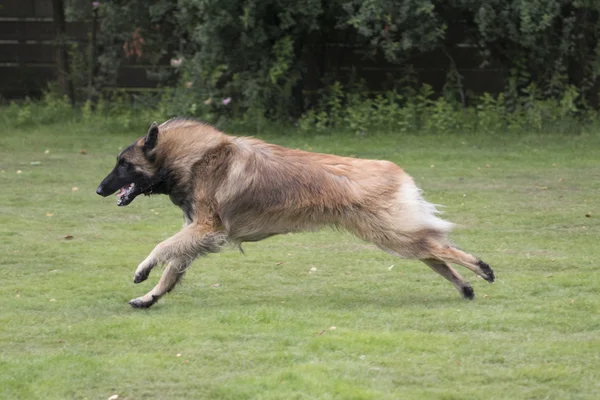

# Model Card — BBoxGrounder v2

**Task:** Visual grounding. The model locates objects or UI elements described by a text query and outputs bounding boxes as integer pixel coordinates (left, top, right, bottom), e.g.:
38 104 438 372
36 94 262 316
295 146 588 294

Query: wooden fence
0 0 506 101
0 0 165 99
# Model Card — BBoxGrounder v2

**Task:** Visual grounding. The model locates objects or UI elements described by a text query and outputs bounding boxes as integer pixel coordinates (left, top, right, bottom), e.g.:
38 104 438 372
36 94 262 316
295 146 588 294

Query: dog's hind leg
421 259 474 300
429 245 495 283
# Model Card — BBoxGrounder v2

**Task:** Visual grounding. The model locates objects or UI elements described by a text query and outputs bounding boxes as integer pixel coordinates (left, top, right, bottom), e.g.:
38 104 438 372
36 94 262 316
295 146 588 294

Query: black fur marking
179 200 194 219
150 167 178 196
128 295 159 308
462 284 475 300
478 260 495 283
97 155 153 201
133 268 151 284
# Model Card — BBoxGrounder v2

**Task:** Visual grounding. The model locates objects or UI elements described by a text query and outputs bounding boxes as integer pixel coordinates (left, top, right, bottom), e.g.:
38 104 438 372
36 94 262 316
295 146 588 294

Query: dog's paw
477 260 495 283
133 269 150 284
461 284 475 300
128 295 158 309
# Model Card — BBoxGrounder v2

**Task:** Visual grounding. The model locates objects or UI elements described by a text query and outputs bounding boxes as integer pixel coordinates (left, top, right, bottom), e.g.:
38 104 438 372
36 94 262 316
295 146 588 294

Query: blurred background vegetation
2 0 600 133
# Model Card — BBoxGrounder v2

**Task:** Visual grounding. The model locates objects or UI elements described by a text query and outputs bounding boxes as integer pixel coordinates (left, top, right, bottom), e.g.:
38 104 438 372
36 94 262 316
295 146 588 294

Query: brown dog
97 118 494 308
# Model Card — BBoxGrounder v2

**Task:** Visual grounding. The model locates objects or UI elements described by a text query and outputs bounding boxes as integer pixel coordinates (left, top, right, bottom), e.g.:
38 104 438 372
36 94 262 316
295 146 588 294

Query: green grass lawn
1 121 599 399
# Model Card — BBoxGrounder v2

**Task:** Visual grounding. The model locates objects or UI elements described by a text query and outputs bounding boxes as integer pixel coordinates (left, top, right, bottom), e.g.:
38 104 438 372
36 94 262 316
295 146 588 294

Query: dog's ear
143 122 159 152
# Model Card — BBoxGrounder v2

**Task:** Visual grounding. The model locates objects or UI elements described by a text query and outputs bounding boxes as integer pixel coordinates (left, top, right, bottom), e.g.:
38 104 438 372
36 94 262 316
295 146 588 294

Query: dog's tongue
116 184 130 198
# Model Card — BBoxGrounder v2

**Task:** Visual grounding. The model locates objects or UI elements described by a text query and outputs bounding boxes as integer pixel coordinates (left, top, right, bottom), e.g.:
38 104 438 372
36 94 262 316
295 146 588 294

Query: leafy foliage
3 83 595 136
296 82 595 135
42 1 600 124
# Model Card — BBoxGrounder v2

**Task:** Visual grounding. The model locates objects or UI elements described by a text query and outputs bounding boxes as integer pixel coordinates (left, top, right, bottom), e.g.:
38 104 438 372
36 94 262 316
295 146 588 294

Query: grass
1 119 599 399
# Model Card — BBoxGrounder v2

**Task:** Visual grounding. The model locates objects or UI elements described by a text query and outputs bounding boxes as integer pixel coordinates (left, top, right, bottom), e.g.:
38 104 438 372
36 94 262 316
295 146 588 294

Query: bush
1 83 597 136
71 0 600 123
296 82 595 135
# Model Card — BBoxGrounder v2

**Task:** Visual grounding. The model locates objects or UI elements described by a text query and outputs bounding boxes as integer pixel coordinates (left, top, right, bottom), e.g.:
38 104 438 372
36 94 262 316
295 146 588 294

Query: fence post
52 0 75 104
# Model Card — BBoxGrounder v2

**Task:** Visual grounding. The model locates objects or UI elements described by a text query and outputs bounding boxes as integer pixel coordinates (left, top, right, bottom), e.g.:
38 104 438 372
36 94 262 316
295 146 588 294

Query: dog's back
214 137 451 258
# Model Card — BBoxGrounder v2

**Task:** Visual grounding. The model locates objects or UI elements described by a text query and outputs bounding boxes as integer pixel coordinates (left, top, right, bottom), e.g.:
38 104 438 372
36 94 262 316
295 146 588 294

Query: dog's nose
96 186 104 195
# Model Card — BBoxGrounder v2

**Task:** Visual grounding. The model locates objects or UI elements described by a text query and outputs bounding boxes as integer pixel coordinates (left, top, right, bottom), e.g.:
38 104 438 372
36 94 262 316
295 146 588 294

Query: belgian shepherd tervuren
97 118 494 308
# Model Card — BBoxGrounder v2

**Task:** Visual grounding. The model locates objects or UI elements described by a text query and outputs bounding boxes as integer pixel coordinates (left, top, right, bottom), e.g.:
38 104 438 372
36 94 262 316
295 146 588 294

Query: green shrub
295 82 595 135
0 82 597 136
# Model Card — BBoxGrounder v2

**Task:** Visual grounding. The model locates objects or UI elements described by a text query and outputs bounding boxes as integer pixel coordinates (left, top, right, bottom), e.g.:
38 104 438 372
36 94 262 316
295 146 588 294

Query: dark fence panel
0 0 164 99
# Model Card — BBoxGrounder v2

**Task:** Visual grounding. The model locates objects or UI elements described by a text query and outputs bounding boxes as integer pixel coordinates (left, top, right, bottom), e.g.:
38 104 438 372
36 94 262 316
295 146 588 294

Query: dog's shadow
151 285 472 313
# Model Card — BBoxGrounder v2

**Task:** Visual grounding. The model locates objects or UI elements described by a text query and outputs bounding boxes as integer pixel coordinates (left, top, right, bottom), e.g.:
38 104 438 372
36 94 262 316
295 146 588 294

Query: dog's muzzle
96 185 109 197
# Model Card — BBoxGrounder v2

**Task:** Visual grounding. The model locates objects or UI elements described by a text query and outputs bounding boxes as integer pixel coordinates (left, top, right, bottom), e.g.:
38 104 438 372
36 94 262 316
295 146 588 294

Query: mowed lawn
1 121 599 399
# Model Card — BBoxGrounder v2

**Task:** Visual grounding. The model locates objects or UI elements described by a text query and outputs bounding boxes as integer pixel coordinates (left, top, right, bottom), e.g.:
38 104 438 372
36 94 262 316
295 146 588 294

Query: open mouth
116 183 137 206
115 182 155 206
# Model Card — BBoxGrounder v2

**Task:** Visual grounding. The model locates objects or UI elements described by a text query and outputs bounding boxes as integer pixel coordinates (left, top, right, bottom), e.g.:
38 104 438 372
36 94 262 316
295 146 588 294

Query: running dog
96 118 494 308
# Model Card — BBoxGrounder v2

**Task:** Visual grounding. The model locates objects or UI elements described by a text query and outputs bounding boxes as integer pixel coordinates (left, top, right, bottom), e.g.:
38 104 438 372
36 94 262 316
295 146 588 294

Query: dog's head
96 122 163 206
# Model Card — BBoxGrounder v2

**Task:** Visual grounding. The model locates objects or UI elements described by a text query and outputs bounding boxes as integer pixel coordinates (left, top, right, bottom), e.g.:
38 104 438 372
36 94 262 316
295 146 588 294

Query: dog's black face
96 122 160 206
96 153 154 206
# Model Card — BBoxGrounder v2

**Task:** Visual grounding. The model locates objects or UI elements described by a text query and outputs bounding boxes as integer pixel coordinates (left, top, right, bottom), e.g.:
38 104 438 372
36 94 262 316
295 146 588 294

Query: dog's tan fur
117 118 494 308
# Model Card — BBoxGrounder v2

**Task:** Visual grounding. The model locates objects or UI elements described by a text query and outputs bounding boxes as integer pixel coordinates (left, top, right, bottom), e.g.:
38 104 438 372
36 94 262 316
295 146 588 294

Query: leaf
46 212 54 217
211 283 221 288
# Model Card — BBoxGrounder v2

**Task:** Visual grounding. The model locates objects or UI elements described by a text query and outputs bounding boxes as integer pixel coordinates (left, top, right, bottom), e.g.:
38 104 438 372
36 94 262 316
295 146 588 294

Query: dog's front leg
129 224 228 308
133 254 159 284
132 223 210 284
129 257 191 308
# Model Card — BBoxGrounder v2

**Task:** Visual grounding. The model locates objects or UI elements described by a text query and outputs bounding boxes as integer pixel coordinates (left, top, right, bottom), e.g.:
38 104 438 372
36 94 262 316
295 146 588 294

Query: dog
96 118 494 308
